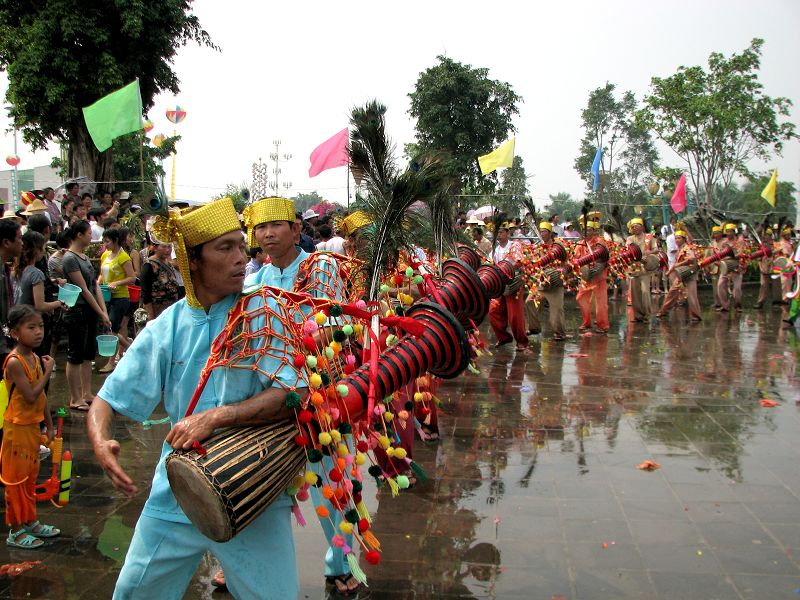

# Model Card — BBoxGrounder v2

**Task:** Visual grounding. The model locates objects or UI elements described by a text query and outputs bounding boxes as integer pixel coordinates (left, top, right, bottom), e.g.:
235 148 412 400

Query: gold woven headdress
241 196 295 248
336 210 373 237
151 197 242 308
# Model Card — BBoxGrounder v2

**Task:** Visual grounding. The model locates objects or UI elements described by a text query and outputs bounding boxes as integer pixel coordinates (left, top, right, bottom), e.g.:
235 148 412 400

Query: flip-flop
24 521 60 538
6 531 44 549
69 403 90 412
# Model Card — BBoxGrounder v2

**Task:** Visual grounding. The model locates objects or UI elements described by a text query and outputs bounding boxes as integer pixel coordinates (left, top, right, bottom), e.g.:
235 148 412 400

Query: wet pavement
0 288 798 599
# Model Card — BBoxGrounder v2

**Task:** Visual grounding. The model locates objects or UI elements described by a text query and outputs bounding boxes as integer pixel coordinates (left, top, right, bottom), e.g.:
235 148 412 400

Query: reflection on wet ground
1 291 798 599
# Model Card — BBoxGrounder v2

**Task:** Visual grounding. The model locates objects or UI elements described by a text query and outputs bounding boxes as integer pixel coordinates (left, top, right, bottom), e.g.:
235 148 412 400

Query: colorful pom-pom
365 550 381 565
318 432 332 445
336 384 349 398
305 355 318 368
339 522 354 535
332 534 346 547
329 468 343 482
307 449 324 463
405 267 414 278
293 354 307 368
333 330 347 343
285 391 301 408
315 312 327 325
316 506 330 519
329 304 343 317
394 447 407 460
310 392 325 406
303 336 316 352
342 324 354 336
355 452 366 465
309 373 323 388
397 475 410 489
294 433 309 446
298 409 313 424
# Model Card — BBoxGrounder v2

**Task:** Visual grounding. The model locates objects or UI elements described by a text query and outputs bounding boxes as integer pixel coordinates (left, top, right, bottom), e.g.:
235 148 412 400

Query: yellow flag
478 137 515 176
760 168 777 207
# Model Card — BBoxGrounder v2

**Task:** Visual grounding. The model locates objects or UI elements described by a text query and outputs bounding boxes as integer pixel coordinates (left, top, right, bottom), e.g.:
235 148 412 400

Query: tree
112 133 180 196
714 174 796 223
497 156 529 216
544 192 582 222
638 39 796 217
292 191 325 214
0 0 215 189
575 83 658 221
408 56 522 196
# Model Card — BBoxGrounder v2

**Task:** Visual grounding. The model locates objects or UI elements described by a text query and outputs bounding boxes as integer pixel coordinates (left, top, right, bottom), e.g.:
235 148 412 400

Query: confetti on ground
760 399 779 408
568 353 589 358
0 561 42 577
636 460 661 471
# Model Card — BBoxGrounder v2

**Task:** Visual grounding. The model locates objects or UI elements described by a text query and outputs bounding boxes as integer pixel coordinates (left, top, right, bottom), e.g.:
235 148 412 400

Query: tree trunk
69 121 114 194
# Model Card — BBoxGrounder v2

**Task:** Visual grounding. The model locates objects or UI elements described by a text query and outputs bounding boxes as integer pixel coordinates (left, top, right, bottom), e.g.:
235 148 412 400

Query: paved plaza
0 290 798 599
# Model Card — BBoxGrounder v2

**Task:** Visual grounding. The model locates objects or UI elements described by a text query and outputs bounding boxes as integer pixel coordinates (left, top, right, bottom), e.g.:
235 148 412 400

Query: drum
166 420 306 542
580 263 607 282
675 265 698 282
504 272 523 296
772 256 792 276
644 253 663 272
722 258 740 274
538 267 563 291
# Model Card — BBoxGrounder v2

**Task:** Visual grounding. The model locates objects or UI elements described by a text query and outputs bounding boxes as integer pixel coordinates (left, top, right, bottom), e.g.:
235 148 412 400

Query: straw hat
22 198 47 216
1 207 18 220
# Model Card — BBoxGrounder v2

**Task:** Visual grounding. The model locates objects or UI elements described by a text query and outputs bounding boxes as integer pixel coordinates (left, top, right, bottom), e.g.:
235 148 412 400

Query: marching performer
754 227 775 309
574 216 610 334
717 223 747 313
777 226 797 302
528 221 567 341
657 229 702 321
707 226 726 309
87 198 300 600
488 222 529 351
242 197 360 596
626 217 657 322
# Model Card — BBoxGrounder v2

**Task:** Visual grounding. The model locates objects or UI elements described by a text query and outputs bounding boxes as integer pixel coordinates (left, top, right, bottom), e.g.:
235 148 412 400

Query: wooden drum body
580 263 607 282
539 267 563 291
675 265 698 282
166 420 306 542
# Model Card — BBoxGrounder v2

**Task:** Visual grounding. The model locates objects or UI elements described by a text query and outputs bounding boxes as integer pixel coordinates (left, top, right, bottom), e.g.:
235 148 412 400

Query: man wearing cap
776 227 796 303
243 196 359 595
754 227 776 309
705 226 726 309
626 218 657 322
488 222 529 351
717 223 746 312
657 230 702 321
574 218 611 334
530 221 567 340
87 198 299 599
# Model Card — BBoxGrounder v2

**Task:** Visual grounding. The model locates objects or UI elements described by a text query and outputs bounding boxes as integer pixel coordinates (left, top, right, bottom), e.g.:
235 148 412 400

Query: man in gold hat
243 196 360 595
528 221 567 340
754 227 776 309
717 223 746 312
87 198 300 599
625 217 658 322
776 226 796 303
705 225 726 309
574 218 611 333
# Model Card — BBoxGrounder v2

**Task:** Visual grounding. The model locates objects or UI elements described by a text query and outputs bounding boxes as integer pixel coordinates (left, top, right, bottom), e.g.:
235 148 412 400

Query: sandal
25 521 60 538
325 574 361 595
7 529 44 549
69 402 90 412
420 423 439 441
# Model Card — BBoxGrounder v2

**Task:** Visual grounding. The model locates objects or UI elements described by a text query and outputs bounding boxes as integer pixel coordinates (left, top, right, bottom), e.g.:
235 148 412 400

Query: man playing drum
706 226 726 309
87 198 300 600
717 223 747 312
243 196 360 596
777 226 797 302
626 217 658 322
488 222 529 352
657 229 702 321
528 221 567 340
574 217 610 334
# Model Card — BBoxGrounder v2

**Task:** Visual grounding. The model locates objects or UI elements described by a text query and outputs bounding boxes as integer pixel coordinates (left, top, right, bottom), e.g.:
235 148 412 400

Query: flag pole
347 163 351 209
136 78 145 191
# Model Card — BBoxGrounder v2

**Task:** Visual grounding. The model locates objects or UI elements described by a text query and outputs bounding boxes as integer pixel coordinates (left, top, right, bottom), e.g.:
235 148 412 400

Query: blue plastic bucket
58 283 81 307
100 284 111 302
96 335 118 357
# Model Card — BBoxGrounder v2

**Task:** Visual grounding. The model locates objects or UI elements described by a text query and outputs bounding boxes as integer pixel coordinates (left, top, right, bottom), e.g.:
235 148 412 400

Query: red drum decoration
698 245 734 269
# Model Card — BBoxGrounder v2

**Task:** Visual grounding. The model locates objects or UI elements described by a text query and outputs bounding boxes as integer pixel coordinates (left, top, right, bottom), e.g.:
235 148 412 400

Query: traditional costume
657 230 702 321
574 218 610 333
488 223 528 349
100 199 299 600
625 218 657 322
717 224 746 312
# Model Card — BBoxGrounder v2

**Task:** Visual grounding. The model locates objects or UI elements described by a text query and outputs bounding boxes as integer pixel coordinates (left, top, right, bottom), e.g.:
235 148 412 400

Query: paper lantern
166 106 186 124
143 120 154 133
152 133 166 148
5 155 20 167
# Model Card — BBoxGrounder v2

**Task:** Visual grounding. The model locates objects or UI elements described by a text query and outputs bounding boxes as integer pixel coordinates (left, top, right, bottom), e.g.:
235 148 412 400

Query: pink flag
670 173 687 214
308 128 349 177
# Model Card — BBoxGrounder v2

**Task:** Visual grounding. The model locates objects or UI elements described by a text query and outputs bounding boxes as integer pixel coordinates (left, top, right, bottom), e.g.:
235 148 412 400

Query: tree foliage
496 156 529 216
0 0 215 188
638 38 796 216
408 56 521 195
575 83 658 222
544 192 583 222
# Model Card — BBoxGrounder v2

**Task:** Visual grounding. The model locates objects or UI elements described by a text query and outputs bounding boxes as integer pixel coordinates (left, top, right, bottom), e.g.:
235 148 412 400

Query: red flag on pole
308 128 349 177
670 173 687 214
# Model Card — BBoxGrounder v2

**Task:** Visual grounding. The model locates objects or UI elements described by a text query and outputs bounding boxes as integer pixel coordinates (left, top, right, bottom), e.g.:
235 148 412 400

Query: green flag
82 80 142 152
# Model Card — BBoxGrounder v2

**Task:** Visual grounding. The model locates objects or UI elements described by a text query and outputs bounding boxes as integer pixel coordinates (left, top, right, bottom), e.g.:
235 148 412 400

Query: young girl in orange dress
2 305 59 548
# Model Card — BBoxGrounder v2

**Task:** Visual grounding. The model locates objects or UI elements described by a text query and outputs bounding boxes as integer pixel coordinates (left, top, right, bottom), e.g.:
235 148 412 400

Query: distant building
0 165 62 204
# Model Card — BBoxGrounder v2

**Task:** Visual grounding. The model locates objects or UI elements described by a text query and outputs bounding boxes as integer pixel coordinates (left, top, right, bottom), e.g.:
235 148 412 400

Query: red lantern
5 155 20 167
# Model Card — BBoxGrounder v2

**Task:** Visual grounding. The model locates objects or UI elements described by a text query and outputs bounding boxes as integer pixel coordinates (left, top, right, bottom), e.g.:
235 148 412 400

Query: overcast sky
2 0 799 211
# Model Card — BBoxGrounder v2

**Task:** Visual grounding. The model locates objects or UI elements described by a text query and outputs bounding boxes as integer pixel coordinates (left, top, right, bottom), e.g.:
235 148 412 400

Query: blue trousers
113 504 296 600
